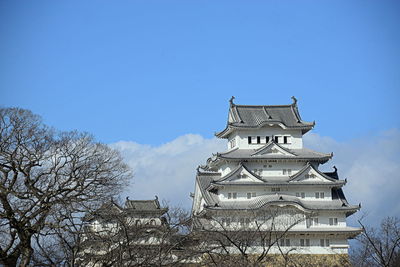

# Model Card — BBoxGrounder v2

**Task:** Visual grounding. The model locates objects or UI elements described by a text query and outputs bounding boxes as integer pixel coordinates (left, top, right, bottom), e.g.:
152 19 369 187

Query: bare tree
0 108 131 267
191 206 309 267
78 201 196 267
351 216 400 267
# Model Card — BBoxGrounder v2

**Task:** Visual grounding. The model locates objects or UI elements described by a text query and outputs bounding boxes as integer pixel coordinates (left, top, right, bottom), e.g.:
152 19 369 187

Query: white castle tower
191 97 361 255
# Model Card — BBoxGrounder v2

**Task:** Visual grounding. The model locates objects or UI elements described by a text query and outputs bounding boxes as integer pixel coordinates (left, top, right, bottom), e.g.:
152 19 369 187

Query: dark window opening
274 136 279 143
284 136 288 144
257 136 261 144
248 136 252 144
266 136 270 143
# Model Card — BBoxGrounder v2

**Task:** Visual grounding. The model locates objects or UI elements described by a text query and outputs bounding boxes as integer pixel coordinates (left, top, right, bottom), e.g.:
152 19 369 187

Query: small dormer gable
289 163 339 183
216 163 264 184
251 141 296 157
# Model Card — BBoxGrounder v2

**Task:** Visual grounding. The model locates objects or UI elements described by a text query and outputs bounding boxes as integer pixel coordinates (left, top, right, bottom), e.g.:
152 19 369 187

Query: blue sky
1 0 399 144
1 1 399 224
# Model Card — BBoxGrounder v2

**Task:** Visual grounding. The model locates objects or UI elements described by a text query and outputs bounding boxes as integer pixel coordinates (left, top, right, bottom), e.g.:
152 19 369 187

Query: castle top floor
215 97 315 150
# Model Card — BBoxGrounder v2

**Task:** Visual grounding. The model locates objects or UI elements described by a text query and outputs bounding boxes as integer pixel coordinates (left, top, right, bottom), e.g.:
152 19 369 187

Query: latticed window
227 192 237 199
300 239 310 247
229 139 236 148
283 136 291 144
221 218 231 226
320 239 330 247
280 239 290 247
329 218 338 226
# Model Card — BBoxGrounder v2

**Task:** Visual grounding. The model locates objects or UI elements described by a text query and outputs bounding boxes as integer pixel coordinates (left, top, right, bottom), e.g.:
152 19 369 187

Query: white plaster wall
244 161 306 177
202 232 349 255
314 211 347 227
227 127 303 150
218 185 333 201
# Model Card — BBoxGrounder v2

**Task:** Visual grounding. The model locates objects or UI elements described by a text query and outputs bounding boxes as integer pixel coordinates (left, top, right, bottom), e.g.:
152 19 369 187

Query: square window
233 192 237 199
230 139 236 148
320 192 325 199
247 193 251 199
228 193 232 199
315 192 320 199
252 192 256 197
301 192 305 198
329 218 338 226
283 169 287 175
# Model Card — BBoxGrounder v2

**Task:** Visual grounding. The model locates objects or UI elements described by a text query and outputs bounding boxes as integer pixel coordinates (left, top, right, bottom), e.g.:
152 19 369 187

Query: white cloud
110 134 225 208
304 129 400 225
111 130 400 225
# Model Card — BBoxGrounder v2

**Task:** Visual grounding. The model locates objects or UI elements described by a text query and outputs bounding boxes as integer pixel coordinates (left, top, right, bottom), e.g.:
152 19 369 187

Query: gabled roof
205 145 332 169
125 198 167 213
324 166 339 180
216 97 315 138
213 162 265 184
203 194 359 217
195 174 220 206
83 197 168 221
288 163 345 184
83 200 123 221
251 140 296 156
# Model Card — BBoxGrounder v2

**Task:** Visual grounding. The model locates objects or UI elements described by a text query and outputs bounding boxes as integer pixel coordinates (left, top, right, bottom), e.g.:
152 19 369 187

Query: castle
191 97 361 255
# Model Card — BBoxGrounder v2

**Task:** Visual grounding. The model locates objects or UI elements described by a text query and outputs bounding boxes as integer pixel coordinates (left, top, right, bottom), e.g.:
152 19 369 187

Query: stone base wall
193 253 351 267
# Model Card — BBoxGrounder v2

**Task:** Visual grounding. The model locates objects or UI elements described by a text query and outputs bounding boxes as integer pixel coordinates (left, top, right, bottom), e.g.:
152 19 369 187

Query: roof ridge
235 104 292 108
127 199 156 202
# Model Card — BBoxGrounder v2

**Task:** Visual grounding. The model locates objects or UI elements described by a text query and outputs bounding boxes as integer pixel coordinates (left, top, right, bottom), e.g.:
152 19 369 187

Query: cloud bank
110 134 225 208
111 130 400 224
304 129 400 225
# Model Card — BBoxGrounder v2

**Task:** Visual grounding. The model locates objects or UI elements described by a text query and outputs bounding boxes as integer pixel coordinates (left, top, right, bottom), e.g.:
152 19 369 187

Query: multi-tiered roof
192 97 361 241
215 96 315 138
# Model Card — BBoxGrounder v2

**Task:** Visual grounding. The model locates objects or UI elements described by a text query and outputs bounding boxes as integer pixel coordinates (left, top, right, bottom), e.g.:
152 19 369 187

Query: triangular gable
98 201 121 211
289 163 339 183
251 141 296 157
216 163 264 183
